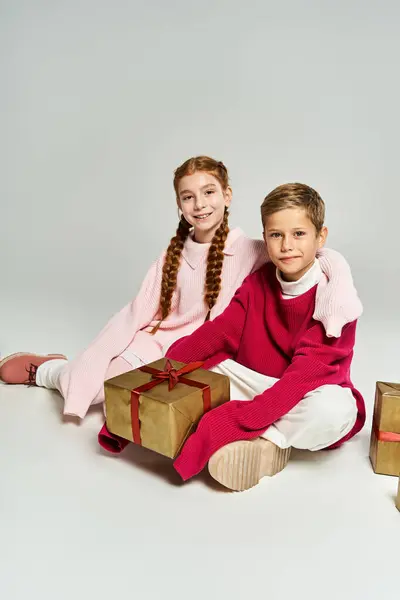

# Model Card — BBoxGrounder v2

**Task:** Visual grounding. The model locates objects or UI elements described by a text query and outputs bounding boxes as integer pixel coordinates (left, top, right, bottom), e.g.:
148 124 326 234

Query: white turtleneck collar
276 259 323 299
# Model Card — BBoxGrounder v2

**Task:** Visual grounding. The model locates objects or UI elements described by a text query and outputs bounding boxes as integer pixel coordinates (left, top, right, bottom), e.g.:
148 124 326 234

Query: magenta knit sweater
167 263 366 481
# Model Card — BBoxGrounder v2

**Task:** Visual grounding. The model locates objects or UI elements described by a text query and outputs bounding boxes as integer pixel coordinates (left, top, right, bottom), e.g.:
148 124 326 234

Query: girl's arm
60 253 165 418
315 247 363 338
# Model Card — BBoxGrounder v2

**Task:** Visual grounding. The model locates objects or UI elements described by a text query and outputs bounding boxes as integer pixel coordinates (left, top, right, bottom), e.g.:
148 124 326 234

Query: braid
204 208 230 321
152 155 231 334
151 216 191 334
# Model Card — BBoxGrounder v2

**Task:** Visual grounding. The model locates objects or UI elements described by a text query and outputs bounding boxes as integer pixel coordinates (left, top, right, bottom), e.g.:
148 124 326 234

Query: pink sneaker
0 353 67 385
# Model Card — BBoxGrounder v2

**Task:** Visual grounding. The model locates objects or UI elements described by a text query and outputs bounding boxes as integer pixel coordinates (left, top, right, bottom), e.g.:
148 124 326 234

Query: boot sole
208 438 291 492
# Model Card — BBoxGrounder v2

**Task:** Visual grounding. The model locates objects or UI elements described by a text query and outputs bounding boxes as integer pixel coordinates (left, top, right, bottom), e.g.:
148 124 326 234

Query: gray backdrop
1 0 399 399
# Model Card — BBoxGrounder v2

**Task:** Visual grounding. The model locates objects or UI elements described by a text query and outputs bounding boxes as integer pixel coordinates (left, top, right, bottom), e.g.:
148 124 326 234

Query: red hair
151 156 230 333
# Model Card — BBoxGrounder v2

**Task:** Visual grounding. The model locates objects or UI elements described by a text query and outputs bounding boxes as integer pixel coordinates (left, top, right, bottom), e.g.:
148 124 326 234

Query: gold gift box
104 358 230 459
369 382 400 477
396 478 400 512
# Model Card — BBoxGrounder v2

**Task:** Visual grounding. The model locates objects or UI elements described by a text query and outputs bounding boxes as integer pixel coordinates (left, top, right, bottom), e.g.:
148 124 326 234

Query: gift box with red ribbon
103 358 230 459
369 382 400 477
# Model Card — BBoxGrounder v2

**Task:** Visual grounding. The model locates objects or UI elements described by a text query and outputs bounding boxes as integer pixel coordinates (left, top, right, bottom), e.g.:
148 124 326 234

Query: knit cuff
98 423 130 454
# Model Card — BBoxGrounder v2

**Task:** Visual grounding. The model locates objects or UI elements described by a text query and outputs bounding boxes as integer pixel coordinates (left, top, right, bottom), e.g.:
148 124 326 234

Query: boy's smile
263 207 328 282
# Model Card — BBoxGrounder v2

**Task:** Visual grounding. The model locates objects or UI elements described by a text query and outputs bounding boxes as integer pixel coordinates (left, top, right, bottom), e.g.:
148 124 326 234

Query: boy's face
263 207 328 282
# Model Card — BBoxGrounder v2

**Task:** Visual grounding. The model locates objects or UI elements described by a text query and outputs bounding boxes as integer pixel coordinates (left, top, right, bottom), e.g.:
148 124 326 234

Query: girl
0 157 362 419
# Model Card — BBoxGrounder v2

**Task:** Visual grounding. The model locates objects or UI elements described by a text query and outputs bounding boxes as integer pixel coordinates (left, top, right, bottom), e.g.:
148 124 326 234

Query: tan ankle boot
208 438 291 491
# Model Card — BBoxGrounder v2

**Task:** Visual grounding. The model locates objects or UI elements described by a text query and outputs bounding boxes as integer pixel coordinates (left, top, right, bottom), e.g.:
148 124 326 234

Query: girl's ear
224 186 233 208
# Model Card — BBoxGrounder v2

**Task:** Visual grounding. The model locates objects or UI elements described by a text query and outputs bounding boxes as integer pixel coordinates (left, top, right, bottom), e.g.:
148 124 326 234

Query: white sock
35 359 68 393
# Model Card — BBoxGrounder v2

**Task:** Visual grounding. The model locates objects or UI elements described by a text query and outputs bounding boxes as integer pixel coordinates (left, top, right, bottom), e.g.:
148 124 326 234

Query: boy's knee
304 385 357 431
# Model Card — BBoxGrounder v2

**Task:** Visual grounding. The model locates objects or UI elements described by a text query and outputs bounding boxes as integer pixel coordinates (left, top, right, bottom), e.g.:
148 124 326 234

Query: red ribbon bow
144 359 204 392
129 360 211 446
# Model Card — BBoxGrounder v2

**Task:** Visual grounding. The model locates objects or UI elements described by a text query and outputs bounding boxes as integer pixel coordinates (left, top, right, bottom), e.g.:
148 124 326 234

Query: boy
166 183 365 491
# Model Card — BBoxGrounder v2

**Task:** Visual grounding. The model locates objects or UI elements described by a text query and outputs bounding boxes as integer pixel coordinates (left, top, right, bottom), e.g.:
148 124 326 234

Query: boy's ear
318 226 328 248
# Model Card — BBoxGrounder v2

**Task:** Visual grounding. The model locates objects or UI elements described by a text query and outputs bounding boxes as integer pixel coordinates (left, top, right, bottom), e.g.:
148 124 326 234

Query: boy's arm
245 320 357 425
166 280 250 365
173 321 359 480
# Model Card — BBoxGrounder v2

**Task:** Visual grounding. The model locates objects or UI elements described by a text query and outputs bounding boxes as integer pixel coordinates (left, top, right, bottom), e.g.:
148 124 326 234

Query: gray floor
1 321 399 600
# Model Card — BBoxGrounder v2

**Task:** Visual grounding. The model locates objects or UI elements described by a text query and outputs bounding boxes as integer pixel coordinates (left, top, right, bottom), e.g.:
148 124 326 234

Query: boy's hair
261 183 325 232
151 156 230 334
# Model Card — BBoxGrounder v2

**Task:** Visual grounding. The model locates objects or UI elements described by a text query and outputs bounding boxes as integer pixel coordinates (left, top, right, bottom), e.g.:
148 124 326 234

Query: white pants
210 360 357 451
37 357 357 450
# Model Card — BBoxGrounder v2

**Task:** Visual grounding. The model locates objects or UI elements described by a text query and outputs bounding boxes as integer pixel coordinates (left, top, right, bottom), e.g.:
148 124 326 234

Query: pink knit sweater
60 228 362 418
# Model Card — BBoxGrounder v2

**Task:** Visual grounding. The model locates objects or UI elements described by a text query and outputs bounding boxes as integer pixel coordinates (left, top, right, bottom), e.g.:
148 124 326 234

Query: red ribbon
129 360 211 446
374 420 400 443
377 430 400 443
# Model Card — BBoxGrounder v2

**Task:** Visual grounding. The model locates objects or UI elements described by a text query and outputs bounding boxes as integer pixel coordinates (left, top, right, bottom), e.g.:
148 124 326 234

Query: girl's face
177 171 232 243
